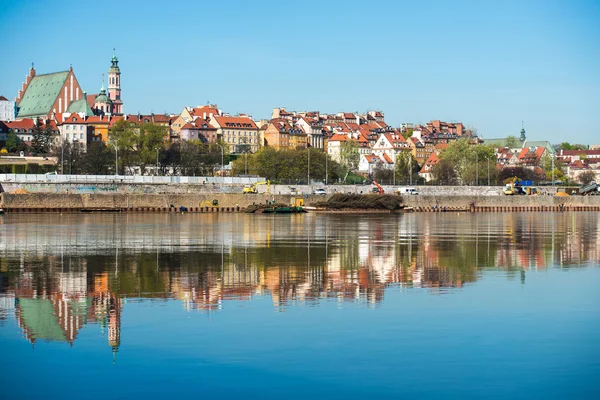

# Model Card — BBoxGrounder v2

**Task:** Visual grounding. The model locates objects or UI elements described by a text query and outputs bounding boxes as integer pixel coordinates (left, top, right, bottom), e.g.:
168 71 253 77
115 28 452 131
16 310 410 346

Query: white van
395 187 419 195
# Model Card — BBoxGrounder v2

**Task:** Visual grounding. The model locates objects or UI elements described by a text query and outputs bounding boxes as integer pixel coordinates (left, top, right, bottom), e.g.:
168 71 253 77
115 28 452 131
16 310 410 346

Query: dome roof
95 88 112 105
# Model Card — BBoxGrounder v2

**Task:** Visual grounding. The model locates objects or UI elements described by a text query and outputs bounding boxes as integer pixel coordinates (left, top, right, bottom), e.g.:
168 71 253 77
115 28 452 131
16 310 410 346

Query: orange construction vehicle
371 180 384 194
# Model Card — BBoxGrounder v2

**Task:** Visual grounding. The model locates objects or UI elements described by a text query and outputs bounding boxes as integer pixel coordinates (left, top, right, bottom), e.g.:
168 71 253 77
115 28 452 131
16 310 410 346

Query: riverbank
2 192 600 213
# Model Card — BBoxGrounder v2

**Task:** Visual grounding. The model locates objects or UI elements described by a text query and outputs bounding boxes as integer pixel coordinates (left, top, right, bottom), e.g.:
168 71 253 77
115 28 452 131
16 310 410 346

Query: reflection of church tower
107 49 123 115
107 295 122 362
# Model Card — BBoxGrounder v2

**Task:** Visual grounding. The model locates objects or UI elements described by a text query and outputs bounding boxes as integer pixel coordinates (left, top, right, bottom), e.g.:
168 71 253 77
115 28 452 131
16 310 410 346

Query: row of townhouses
0 56 598 182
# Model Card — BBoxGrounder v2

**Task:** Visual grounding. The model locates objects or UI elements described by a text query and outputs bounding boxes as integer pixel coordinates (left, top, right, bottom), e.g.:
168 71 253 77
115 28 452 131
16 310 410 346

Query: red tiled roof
214 115 257 129
5 119 35 130
86 115 110 124
194 118 216 129
190 106 220 117
60 113 86 124
0 95 8 101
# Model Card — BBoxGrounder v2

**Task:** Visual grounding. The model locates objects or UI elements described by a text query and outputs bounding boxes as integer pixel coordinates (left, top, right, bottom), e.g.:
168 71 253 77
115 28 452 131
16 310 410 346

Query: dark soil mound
245 203 290 213
313 193 404 210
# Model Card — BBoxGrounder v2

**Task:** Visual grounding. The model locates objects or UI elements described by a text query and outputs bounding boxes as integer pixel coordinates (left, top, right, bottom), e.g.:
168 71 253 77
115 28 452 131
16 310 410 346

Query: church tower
520 121 526 142
107 49 123 115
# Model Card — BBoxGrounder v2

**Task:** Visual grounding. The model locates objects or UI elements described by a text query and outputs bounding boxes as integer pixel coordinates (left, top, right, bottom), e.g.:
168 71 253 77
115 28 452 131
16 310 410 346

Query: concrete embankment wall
0 193 319 211
2 192 600 213
402 195 600 208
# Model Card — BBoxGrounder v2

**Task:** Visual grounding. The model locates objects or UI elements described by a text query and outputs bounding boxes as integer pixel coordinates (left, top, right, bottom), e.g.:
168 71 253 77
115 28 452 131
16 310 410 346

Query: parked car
312 188 327 195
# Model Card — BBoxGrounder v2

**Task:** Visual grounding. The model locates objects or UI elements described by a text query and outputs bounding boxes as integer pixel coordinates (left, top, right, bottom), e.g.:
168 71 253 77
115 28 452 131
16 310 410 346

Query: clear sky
1 0 599 144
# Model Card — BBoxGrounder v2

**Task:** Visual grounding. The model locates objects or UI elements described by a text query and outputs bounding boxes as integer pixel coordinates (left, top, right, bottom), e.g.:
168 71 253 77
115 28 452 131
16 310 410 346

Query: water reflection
0 212 599 354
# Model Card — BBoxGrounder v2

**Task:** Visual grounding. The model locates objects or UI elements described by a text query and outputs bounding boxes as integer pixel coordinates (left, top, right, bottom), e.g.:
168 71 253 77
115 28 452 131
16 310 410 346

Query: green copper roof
524 140 556 154
66 98 95 116
16 71 69 118
481 138 520 147
18 298 67 342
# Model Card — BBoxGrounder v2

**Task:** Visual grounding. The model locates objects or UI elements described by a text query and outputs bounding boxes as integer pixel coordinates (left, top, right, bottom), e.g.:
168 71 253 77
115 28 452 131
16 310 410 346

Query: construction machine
371 180 384 194
504 182 538 195
579 182 599 196
243 180 270 194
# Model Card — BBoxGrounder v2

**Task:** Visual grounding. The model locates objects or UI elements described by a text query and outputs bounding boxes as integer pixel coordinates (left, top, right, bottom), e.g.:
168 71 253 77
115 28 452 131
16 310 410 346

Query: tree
577 170 596 186
339 140 360 183
559 142 587 151
108 119 138 174
233 147 341 183
31 118 48 155
6 130 20 153
137 123 167 174
436 139 496 185
394 151 420 184
80 142 113 174
505 136 520 148
431 157 458 185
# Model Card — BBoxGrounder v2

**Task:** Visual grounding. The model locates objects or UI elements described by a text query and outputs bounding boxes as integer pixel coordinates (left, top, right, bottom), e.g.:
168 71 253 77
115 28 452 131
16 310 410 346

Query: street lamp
476 154 479 186
325 151 328 185
244 151 248 175
156 148 160 176
61 141 65 175
307 146 310 185
552 152 555 187
215 143 224 177
112 143 118 177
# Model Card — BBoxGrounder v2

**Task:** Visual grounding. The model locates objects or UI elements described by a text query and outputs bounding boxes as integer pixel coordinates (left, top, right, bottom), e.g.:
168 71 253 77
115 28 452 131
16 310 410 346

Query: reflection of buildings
9 266 122 357
1 212 599 348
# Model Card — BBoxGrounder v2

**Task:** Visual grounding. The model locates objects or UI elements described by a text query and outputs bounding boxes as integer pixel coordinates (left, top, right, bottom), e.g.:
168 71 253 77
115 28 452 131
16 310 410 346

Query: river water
0 212 599 399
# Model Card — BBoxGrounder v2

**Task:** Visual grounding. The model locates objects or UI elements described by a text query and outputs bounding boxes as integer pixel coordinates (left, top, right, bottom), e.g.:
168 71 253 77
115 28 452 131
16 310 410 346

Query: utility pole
156 148 159 176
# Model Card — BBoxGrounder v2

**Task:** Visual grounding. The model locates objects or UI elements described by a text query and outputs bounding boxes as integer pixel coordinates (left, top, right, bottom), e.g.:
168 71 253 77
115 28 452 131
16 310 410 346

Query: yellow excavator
243 180 270 194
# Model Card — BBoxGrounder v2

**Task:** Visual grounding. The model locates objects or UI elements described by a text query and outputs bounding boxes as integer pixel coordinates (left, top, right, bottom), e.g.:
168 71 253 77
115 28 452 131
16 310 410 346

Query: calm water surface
0 212 599 399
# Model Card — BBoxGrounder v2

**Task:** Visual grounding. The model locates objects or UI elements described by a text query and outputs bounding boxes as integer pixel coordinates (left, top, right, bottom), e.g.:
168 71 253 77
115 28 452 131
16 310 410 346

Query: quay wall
0 182 551 196
2 192 599 212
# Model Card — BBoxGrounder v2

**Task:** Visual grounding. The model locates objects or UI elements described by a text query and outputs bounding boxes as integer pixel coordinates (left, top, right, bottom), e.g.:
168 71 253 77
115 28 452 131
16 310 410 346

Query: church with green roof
14 52 123 119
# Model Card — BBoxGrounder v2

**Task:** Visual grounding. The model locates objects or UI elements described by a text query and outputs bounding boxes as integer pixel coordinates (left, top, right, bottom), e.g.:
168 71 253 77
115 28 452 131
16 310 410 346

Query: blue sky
1 0 599 144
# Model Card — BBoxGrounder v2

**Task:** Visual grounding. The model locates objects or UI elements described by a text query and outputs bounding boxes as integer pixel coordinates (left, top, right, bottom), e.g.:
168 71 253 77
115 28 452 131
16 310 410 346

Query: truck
394 187 419 195
243 180 270 194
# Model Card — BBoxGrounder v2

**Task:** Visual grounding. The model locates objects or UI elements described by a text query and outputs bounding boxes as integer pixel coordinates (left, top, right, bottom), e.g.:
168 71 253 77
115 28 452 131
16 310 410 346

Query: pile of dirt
313 193 404 210
11 188 29 194
554 192 572 197
245 203 290 213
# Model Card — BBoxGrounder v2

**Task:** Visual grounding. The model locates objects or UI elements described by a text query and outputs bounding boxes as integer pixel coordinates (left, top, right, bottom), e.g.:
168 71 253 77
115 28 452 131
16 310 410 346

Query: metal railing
0 174 265 185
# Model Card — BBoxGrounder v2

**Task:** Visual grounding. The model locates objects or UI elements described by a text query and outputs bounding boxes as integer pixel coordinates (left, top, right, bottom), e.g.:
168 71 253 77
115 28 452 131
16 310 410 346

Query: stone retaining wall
2 192 599 212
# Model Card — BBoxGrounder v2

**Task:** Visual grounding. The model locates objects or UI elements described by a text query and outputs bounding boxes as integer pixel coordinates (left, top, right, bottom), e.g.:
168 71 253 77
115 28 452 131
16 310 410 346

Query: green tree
578 170 597 186
6 130 20 153
505 135 520 148
80 142 113 174
431 157 458 185
31 118 49 155
108 119 137 174
435 139 496 185
137 123 167 174
394 151 420 184
339 140 360 183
